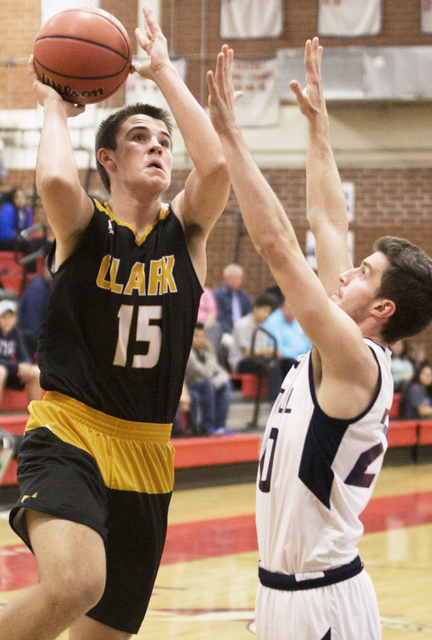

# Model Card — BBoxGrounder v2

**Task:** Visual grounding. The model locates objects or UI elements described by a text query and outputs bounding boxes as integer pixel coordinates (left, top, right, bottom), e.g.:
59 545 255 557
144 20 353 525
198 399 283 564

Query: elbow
256 232 291 264
204 155 229 184
37 171 70 200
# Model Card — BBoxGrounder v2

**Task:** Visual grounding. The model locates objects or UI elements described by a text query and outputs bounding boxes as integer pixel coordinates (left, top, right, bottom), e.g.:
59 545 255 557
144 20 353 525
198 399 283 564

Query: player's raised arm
207 45 380 419
29 59 93 265
207 45 329 341
134 4 230 238
290 38 352 296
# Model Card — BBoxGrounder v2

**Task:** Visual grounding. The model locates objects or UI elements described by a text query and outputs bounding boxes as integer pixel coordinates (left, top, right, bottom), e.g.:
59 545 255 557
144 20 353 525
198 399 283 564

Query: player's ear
371 298 395 320
97 147 114 169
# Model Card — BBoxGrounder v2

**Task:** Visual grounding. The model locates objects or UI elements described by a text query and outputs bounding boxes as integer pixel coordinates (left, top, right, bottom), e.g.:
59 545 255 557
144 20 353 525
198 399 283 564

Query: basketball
33 7 132 105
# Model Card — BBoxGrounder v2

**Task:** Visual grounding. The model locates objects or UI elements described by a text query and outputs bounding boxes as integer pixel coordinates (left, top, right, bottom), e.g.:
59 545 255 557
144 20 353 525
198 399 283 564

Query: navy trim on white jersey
298 346 383 508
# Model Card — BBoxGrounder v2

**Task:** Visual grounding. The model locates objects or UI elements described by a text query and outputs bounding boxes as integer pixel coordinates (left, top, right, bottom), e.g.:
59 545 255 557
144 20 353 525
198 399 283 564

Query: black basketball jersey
38 200 203 423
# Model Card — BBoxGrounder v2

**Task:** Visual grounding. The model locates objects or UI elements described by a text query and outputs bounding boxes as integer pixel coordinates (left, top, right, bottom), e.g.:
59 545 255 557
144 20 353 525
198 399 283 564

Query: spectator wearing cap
0 299 42 407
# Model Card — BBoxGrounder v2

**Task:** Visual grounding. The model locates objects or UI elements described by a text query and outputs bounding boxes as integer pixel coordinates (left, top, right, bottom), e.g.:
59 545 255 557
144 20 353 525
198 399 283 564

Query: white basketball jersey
256 339 393 575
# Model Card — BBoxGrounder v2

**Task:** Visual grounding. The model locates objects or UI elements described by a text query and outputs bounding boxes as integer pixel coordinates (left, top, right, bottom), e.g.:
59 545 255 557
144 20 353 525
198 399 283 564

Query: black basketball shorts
9 391 174 634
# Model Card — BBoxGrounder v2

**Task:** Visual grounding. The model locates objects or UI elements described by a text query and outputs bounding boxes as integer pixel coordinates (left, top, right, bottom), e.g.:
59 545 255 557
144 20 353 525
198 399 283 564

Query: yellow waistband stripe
25 391 175 494
29 391 172 442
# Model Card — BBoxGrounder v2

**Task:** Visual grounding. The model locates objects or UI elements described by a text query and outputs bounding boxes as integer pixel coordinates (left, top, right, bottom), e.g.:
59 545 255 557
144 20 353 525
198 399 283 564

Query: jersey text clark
96 254 178 296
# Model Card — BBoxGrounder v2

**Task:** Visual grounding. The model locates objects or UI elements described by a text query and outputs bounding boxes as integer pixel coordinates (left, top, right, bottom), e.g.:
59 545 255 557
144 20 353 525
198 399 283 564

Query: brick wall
160 0 432 104
3 0 432 108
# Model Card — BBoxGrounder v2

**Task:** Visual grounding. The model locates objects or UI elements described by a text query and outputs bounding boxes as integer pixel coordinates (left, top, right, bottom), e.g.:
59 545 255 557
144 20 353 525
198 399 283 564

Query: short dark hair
95 103 173 193
374 236 432 343
253 294 275 309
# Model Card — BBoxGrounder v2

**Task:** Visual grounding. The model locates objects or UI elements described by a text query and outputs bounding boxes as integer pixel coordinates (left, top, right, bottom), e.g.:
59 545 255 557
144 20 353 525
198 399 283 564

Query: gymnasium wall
2 0 432 353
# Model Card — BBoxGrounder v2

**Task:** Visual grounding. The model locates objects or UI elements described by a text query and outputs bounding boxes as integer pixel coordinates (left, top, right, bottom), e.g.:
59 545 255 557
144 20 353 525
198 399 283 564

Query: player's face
254 305 272 324
0 311 16 336
192 328 207 349
225 271 242 291
112 114 172 194
332 251 390 324
13 190 27 209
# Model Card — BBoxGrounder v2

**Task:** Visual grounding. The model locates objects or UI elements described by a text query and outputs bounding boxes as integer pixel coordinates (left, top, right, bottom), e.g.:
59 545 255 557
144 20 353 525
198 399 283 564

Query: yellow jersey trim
95 199 170 246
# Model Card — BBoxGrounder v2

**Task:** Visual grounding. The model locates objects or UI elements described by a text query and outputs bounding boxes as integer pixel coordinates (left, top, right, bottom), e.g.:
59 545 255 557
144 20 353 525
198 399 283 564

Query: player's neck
360 324 387 348
108 191 163 236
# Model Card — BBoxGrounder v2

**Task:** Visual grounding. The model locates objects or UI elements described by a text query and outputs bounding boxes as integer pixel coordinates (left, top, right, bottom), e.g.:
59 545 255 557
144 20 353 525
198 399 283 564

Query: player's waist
31 391 172 442
258 555 363 591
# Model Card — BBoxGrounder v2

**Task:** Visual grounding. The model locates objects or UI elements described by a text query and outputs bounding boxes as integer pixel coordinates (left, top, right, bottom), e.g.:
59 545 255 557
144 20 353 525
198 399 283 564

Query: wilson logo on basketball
40 73 104 101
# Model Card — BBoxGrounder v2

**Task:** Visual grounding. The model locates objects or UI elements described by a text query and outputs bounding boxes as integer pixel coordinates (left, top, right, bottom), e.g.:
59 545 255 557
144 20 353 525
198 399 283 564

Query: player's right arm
29 58 93 267
290 38 352 297
133 6 230 286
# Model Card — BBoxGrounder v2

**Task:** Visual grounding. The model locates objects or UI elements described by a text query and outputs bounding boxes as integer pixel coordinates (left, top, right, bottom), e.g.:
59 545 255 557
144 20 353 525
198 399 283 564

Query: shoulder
214 285 228 298
264 309 281 324
0 202 13 215
364 339 391 365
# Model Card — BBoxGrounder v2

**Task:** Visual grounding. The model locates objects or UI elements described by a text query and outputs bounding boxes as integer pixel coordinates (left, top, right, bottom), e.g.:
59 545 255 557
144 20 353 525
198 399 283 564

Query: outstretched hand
207 45 243 137
289 37 325 120
133 3 170 81
28 56 85 117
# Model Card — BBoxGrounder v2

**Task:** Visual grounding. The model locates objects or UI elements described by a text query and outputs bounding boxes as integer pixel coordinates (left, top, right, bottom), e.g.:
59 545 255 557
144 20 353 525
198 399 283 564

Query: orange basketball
33 7 132 105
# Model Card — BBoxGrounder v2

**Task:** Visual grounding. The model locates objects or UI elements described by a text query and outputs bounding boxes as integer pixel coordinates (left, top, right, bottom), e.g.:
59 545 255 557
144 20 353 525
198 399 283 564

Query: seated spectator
390 339 414 393
197 285 223 355
401 362 432 419
0 187 51 276
0 187 34 250
171 381 208 438
229 294 275 372
406 340 430 376
0 299 42 407
198 286 218 329
185 322 232 435
17 265 53 360
213 263 253 367
228 293 282 398
263 298 312 389
213 263 252 336
264 285 284 312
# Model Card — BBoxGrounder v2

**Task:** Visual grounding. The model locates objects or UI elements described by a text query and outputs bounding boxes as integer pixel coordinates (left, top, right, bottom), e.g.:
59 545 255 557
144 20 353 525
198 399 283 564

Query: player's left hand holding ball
28 55 85 117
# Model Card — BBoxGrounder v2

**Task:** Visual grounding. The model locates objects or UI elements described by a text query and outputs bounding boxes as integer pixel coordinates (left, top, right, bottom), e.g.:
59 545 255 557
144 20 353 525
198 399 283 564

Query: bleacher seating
419 420 432 446
2 391 432 488
0 250 45 296
229 373 269 399
0 389 29 412
387 420 418 447
388 392 401 418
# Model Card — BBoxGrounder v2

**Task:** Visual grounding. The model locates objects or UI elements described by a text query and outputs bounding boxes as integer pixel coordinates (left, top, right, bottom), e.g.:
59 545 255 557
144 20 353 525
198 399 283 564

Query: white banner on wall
220 0 283 39
342 182 355 223
125 57 187 112
421 0 432 33
318 0 382 37
40 0 100 26
306 230 354 272
231 58 279 127
306 182 354 270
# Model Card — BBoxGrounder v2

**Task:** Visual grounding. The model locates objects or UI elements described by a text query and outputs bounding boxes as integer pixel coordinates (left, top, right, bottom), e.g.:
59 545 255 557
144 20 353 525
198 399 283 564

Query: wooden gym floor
1 462 432 639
